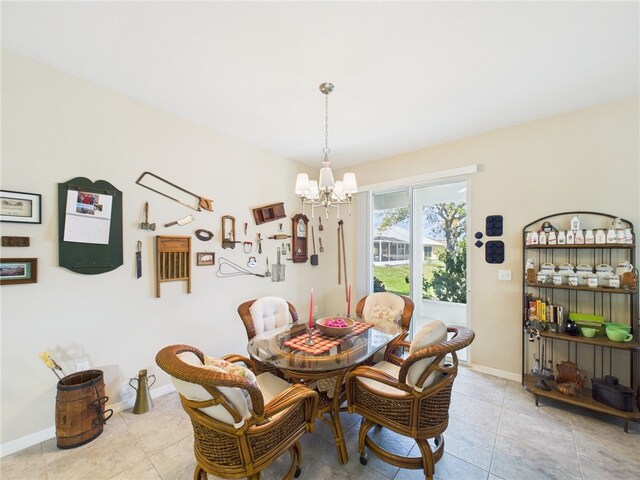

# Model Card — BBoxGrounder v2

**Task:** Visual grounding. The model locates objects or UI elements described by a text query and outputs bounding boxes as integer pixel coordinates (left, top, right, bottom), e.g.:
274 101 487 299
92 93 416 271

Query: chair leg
358 418 376 459
193 465 207 480
282 443 303 480
415 438 436 480
285 441 302 479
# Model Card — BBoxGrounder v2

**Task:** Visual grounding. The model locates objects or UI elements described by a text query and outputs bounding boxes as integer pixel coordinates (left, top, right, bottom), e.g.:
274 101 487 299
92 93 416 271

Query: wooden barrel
55 369 111 449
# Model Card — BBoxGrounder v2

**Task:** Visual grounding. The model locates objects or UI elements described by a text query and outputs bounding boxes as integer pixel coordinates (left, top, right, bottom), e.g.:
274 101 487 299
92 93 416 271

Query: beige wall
342 98 639 375
0 52 334 447
2 50 638 450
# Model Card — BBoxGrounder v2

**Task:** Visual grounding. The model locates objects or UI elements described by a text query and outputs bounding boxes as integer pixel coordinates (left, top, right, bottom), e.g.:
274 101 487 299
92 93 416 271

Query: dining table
246 316 402 464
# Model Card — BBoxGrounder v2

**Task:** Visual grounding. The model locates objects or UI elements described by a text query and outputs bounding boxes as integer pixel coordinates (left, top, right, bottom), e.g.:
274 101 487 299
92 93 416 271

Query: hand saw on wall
135 171 214 212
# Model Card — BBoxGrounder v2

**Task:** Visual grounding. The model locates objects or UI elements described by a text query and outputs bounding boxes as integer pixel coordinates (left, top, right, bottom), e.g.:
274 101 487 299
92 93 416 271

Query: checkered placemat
283 322 373 355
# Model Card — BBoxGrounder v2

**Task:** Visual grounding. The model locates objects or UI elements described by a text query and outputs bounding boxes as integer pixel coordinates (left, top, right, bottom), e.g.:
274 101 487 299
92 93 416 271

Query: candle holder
305 326 315 346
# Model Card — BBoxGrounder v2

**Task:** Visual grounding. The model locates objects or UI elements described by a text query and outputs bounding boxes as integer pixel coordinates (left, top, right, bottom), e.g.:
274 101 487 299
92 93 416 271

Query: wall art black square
485 215 503 237
485 240 505 264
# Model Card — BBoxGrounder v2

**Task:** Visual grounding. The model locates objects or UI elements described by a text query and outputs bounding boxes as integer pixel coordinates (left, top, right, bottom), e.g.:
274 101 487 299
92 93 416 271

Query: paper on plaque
63 190 113 244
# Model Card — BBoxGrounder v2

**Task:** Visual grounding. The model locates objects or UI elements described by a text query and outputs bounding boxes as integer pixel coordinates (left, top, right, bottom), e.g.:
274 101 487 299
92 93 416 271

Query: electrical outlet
498 269 512 281
76 360 90 372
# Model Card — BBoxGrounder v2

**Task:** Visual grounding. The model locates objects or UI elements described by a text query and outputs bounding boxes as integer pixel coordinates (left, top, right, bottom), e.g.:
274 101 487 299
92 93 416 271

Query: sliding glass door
410 181 468 350
369 180 469 358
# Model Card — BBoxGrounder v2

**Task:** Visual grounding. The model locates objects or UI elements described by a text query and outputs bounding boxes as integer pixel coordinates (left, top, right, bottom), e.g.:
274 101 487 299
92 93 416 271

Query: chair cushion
358 360 410 397
361 293 406 332
249 297 292 335
173 352 252 428
172 352 292 429
407 320 448 391
256 371 291 404
369 304 402 333
205 356 258 410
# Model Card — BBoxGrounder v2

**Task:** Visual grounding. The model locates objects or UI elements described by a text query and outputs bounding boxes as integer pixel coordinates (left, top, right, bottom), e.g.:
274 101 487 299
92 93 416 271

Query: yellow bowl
315 317 356 337
580 327 596 338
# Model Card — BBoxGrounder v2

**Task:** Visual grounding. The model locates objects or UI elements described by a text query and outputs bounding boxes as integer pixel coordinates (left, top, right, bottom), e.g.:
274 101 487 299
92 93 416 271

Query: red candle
309 288 314 328
347 284 351 316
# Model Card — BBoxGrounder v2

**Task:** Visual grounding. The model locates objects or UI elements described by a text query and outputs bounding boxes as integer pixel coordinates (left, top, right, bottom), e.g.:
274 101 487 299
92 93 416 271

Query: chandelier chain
323 93 330 158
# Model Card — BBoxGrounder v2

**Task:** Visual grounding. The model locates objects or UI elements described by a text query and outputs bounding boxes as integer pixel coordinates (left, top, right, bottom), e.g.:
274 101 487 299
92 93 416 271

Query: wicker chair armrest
345 365 410 393
156 344 265 415
399 326 475 380
221 354 257 373
263 384 319 420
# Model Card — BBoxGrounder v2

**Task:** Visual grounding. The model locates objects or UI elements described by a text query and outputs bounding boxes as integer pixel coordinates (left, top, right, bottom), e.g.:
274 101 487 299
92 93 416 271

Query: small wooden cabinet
252 202 286 225
521 211 639 431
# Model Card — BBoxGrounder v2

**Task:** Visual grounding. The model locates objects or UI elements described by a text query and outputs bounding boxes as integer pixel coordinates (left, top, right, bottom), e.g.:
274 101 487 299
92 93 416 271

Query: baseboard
467 363 521 383
0 426 56 458
0 383 176 458
106 382 176 414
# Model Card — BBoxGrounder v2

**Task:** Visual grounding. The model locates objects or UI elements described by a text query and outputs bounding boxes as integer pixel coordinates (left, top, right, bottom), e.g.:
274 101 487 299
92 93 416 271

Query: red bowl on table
315 317 356 337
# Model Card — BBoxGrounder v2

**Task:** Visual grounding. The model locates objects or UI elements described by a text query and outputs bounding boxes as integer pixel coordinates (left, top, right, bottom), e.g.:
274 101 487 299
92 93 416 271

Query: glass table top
247 319 402 372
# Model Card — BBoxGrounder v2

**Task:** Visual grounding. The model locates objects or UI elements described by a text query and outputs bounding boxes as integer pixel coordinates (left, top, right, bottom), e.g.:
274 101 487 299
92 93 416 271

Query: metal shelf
523 374 640 432
525 282 638 295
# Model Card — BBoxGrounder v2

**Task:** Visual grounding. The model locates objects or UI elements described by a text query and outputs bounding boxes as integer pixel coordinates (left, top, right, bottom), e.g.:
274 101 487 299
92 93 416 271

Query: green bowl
580 327 596 338
605 328 633 343
605 322 631 333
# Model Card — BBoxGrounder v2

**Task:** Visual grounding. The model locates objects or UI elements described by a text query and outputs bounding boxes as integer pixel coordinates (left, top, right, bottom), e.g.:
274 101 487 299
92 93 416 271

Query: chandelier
294 82 357 218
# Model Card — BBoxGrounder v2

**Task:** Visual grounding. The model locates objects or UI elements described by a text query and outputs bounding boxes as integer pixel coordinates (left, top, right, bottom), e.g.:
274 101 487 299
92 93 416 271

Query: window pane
372 190 410 295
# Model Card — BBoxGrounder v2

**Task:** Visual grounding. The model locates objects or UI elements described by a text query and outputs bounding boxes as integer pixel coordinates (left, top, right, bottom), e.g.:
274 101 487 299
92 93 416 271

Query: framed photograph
0 258 38 285
196 252 215 266
0 190 42 224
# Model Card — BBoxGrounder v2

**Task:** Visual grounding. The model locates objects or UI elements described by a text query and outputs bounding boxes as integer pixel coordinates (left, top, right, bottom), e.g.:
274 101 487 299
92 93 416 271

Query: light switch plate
498 269 512 281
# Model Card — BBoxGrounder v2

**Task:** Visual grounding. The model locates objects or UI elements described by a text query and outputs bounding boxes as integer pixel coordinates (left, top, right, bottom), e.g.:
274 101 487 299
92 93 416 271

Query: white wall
3 50 638 451
0 52 340 448
340 97 640 376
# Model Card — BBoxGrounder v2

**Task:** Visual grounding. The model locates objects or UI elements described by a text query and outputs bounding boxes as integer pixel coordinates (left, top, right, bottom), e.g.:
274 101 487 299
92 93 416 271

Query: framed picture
0 190 42 224
0 258 38 285
196 252 215 266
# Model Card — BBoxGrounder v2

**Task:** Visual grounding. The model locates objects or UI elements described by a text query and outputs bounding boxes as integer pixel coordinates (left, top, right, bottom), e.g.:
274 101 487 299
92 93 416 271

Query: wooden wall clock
291 214 309 263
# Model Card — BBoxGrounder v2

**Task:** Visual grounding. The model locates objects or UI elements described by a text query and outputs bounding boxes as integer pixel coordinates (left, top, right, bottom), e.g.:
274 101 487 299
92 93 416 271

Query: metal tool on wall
272 247 285 282
265 257 271 277
216 257 265 278
164 214 194 228
338 220 348 300
318 217 324 231
319 237 324 252
140 202 156 231
310 226 319 266
222 215 241 249
135 240 142 279
136 171 213 212
337 224 341 284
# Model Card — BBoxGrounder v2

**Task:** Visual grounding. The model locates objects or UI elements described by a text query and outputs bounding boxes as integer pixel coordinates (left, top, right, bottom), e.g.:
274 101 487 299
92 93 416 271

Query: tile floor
2 366 639 480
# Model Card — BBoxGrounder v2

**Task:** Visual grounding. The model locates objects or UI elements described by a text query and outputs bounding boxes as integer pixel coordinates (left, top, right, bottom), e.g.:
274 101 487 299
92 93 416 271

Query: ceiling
2 2 638 169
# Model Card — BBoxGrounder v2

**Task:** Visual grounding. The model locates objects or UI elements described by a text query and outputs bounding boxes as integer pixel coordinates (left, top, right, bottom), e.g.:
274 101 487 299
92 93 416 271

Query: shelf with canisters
522 211 638 432
524 282 638 295
525 244 634 250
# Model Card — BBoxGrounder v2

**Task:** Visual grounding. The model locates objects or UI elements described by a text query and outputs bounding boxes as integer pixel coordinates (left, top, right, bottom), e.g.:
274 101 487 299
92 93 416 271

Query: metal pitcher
129 369 156 415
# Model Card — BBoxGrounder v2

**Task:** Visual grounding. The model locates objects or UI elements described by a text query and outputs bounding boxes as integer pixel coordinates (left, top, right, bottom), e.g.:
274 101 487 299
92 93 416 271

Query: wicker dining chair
238 297 298 376
156 344 318 480
355 292 414 360
238 297 299 341
345 323 475 480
